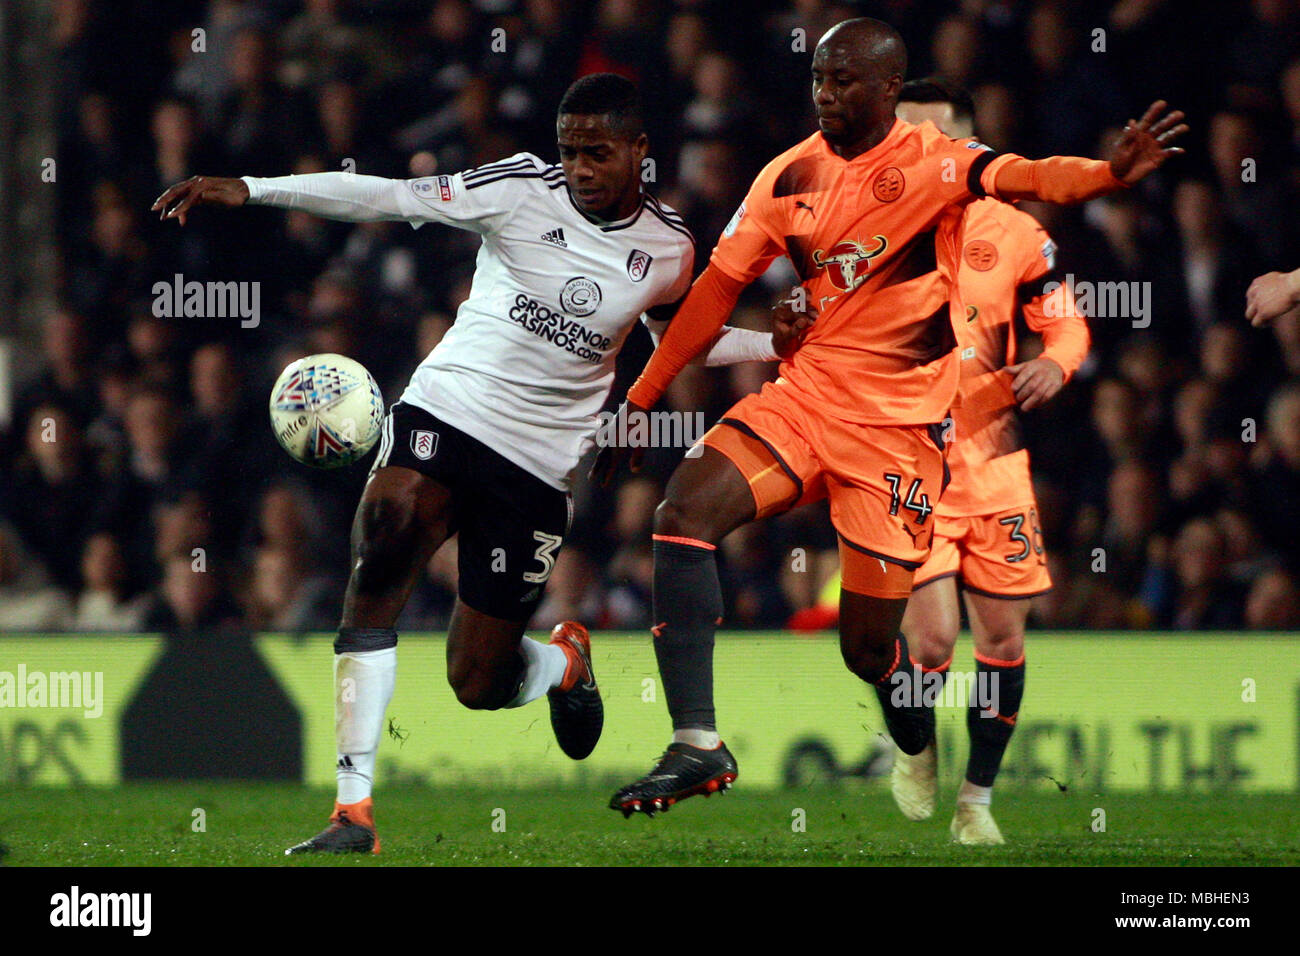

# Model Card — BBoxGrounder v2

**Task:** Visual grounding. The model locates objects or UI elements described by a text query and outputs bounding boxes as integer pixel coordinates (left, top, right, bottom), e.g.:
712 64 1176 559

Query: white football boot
890 740 938 821
950 801 1006 845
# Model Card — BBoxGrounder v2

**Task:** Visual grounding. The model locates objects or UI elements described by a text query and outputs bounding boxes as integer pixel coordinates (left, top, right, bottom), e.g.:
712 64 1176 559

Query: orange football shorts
913 498 1052 599
698 381 947 600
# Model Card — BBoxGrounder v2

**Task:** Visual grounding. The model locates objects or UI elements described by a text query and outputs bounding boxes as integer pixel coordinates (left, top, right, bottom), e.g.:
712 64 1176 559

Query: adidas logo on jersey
540 228 568 248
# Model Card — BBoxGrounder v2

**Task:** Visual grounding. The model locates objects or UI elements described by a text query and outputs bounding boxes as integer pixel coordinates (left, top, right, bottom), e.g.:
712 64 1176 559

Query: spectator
248 545 337 633
73 532 148 631
141 552 242 634
0 523 71 631
1244 566 1300 629
1165 518 1246 629
5 404 98 589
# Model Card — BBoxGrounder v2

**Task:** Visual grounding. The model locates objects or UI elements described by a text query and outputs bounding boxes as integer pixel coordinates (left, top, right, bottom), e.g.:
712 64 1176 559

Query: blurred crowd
2 0 1300 634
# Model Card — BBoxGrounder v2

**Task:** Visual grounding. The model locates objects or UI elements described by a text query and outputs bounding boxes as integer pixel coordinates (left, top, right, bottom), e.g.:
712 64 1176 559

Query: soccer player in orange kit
890 79 1089 845
593 17 1186 817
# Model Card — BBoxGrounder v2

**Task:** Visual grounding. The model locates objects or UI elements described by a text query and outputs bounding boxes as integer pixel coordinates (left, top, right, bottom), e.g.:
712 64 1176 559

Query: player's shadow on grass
121 630 302 780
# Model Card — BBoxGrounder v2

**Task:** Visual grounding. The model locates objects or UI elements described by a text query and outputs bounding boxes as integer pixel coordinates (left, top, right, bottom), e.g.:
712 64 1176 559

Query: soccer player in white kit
154 74 783 854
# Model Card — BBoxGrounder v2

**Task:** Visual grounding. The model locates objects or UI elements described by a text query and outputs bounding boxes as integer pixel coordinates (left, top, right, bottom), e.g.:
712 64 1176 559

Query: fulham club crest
626 249 653 282
410 429 438 460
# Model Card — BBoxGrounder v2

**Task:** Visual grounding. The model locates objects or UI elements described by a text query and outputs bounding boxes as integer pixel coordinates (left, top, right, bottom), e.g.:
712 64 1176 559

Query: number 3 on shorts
522 531 563 584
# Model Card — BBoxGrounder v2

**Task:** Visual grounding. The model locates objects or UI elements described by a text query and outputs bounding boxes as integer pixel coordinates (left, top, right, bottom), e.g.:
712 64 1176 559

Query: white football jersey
395 154 694 488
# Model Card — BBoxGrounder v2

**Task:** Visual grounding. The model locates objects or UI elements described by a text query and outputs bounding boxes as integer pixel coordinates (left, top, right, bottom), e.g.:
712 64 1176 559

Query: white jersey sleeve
638 247 778 366
242 153 554 237
640 315 779 366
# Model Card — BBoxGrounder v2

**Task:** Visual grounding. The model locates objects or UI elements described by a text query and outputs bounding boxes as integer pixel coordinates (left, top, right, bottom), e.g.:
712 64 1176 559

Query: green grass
6 784 1298 866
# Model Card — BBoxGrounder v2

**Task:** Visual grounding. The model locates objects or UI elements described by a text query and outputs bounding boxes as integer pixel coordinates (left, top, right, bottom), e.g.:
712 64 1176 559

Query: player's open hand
771 292 817 359
1245 269 1300 327
590 400 650 487
1108 100 1188 185
1006 356 1065 412
151 175 250 227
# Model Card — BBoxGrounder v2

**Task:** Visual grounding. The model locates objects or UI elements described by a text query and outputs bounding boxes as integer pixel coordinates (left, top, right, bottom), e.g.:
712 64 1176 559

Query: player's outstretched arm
155 172 433 227
152 176 249 227
989 100 1187 204
641 318 781 367
1246 268 1300 327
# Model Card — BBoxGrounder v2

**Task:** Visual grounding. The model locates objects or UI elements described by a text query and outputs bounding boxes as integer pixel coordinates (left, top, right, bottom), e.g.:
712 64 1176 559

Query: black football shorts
372 401 572 620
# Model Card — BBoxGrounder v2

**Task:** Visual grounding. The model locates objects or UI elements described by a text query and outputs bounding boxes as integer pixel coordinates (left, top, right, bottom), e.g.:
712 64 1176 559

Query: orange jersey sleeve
626 264 746 409
1018 234 1090 382
983 154 1127 205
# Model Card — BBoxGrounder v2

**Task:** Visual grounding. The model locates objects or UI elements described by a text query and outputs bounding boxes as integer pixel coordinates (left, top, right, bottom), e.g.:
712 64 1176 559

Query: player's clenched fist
771 292 817 359
151 175 250 227
590 399 650 487
1245 269 1300 327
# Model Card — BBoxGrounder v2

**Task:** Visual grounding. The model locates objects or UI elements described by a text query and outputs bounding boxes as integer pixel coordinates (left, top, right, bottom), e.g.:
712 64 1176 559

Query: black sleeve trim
1016 267 1062 304
967 149 1000 199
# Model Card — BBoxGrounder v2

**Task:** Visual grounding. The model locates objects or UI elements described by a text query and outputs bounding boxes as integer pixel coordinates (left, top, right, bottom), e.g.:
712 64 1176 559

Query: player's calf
841 591 935 756
445 610 530 711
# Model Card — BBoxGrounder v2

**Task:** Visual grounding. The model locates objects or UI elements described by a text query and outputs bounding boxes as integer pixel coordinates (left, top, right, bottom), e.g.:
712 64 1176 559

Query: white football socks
673 729 722 749
505 637 569 708
957 779 993 806
334 646 396 805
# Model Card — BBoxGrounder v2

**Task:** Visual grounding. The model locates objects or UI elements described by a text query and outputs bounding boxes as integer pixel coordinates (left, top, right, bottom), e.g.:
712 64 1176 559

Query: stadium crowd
2 0 1299 633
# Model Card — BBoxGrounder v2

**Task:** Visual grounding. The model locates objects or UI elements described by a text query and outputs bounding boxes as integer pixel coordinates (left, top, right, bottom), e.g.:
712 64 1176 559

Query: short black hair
557 73 644 139
899 77 976 128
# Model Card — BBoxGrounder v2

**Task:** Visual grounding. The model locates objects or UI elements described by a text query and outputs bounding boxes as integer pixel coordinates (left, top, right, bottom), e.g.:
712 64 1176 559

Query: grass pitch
7 784 1298 866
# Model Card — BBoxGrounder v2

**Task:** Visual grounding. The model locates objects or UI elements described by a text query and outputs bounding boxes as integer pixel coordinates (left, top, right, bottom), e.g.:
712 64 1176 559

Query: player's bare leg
446 601 603 759
287 466 453 855
610 445 762 816
891 578 961 820
948 592 1029 845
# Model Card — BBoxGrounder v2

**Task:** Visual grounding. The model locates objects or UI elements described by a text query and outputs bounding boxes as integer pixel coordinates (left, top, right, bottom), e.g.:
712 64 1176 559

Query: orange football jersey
710 118 1017 426
940 198 1089 516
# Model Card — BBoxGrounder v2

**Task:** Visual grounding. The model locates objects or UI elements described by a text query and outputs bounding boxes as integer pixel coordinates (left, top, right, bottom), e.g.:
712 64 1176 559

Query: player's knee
977 630 1025 663
906 623 957 670
840 632 897 684
447 669 510 711
654 494 712 542
446 657 517 711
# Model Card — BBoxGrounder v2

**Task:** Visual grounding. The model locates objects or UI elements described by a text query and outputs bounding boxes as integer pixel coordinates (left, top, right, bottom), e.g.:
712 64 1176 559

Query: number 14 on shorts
883 473 933 524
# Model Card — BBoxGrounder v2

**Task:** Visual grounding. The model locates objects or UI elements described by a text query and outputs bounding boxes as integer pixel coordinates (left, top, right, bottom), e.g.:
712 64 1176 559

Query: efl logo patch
1040 238 1057 268
723 201 746 237
626 249 653 282
410 429 439 460
413 177 455 201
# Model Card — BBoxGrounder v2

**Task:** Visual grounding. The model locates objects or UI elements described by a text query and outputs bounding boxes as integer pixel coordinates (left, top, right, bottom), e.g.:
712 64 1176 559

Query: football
268 353 385 468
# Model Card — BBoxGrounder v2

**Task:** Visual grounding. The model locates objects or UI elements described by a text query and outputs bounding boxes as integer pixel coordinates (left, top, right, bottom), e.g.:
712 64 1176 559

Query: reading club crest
410 430 438 461
626 249 653 282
